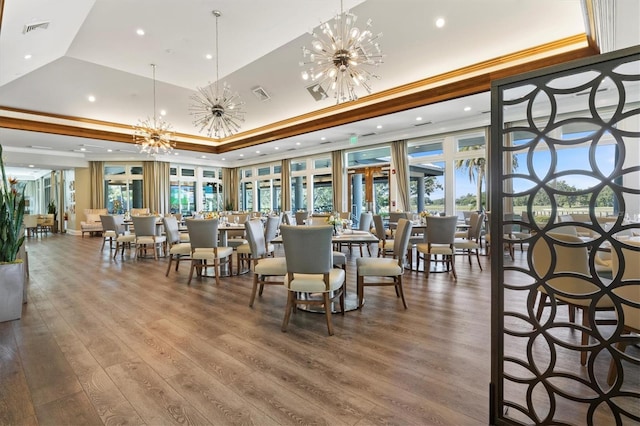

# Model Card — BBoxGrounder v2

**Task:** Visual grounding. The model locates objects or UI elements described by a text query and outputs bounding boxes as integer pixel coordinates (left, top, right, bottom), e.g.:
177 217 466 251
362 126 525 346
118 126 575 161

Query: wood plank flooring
0 233 623 425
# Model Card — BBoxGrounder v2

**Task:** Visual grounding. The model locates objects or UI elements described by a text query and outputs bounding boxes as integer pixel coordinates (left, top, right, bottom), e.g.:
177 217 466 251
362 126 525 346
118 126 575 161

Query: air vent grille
23 21 50 34
414 121 432 127
361 132 376 137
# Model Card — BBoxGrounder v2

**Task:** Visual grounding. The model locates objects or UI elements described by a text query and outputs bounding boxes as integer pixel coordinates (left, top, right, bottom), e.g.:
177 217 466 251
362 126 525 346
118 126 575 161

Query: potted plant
0 144 26 322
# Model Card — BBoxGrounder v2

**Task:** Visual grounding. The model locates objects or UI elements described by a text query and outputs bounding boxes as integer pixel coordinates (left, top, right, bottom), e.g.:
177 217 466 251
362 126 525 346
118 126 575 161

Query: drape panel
89 161 104 208
331 150 343 213
391 140 410 212
281 159 291 212
222 167 238 210
143 161 170 214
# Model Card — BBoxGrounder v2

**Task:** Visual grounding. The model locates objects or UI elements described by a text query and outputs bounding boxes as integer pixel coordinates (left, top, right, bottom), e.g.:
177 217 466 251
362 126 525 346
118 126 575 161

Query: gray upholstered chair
186 219 233 285
454 212 485 270
416 215 458 279
340 212 373 256
372 214 394 257
99 214 118 251
237 216 280 274
356 218 413 309
280 225 345 335
163 216 191 276
131 215 166 259
100 214 136 259
245 219 288 307
281 212 292 225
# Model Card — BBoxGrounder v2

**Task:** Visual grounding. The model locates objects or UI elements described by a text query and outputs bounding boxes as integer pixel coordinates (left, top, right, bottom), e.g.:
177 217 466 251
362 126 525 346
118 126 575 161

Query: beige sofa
81 208 107 237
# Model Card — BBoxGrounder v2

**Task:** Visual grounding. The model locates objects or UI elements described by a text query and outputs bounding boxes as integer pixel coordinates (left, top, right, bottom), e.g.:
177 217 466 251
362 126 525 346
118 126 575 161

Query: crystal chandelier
300 0 383 104
133 64 174 155
190 10 245 138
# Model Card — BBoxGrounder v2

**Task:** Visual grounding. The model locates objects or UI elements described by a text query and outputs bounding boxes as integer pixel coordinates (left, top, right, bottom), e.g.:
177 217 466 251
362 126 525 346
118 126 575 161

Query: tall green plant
0 145 26 263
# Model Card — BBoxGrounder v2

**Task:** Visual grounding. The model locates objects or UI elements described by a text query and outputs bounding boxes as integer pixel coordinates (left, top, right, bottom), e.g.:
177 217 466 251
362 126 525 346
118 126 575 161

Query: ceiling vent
306 84 328 101
361 132 376 137
414 121 432 127
252 86 270 101
23 21 50 34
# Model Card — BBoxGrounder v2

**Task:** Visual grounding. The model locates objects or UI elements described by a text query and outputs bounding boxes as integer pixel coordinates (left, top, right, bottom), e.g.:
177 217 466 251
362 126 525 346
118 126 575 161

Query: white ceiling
0 0 639 179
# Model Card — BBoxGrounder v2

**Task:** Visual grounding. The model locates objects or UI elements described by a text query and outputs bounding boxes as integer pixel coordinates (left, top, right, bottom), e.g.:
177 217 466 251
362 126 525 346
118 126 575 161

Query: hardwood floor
0 233 623 425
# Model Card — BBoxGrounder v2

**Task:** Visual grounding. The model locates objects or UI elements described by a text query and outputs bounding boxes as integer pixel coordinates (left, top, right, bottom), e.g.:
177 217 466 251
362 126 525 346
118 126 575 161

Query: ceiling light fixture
133 64 174 155
190 10 245 138
300 0 383 104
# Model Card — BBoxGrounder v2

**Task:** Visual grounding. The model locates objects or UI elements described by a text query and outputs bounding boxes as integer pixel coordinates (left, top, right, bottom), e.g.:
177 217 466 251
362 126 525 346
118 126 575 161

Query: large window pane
313 174 332 213
202 182 222 212
170 180 195 215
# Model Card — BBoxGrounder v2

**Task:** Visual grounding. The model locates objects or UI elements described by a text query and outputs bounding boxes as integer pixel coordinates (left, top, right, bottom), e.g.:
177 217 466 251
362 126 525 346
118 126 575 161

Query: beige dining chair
356 218 413 309
532 232 614 365
245 219 287 307
280 225 345 336
417 215 459 279
185 219 233 286
163 215 191 277
99 214 119 251
294 211 308 226
131 215 166 260
340 212 373 256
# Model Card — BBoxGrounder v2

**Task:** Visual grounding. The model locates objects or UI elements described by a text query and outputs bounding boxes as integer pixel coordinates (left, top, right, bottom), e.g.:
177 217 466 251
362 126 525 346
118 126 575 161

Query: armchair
81 208 107 237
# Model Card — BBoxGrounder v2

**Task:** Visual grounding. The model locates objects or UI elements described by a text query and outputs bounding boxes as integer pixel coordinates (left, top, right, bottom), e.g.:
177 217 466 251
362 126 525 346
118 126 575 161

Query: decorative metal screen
490 46 640 425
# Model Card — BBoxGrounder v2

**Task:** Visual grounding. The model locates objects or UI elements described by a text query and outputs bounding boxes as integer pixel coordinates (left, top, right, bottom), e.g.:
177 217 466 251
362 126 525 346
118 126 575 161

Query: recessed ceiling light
416 116 423 121
24 54 32 60
136 28 145 36
376 125 383 129
174 152 179 156
239 154 244 157
274 147 279 150
296 142 301 146
464 106 471 112
160 109 167 116
435 17 445 28
79 147 86 152
321 137 326 141
88 95 96 102
205 53 213 60
221 158 226 161
256 150 260 154
201 155 207 159
28 165 34 168
107 149 113 152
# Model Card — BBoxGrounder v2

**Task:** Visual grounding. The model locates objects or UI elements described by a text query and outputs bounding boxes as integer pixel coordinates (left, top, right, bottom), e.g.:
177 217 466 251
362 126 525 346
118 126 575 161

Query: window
104 163 144 213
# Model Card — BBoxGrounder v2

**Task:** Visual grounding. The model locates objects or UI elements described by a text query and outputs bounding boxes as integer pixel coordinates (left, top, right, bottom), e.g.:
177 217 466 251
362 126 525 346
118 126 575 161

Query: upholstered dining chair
245 219 288 307
237 216 280 274
281 212 292 225
280 225 345 336
416 215 459 279
356 218 413 309
340 212 373 257
454 212 485 270
372 214 394 257
607 239 640 385
294 211 308 226
131 215 166 260
185 219 233 286
163 215 191 276
99 214 118 251
101 215 136 259
532 232 614 365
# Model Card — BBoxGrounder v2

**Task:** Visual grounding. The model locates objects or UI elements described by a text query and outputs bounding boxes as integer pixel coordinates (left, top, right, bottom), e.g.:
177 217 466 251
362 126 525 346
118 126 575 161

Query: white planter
0 262 24 322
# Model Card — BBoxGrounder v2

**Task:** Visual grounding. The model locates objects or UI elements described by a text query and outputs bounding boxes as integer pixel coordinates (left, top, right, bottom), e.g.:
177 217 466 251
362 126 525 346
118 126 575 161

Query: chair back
264 216 280 244
131 215 157 237
307 217 327 226
162 216 181 245
389 212 408 223
372 215 387 241
611 240 640 331
113 214 127 234
100 215 117 233
281 212 291 225
280 225 333 274
359 212 373 232
186 219 220 249
295 211 308 226
425 215 458 245
131 208 150 216
469 212 485 241
23 214 38 228
245 219 267 258
394 219 414 261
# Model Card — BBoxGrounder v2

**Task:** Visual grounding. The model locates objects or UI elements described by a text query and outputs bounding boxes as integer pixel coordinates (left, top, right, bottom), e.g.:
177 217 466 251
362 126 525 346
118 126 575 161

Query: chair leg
249 274 259 307
535 293 547 321
450 255 457 279
357 275 364 309
323 292 334 336
165 255 173 276
476 250 483 270
581 308 589 366
397 276 408 309
281 291 294 332
187 260 196 285
607 341 628 385
214 258 221 286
